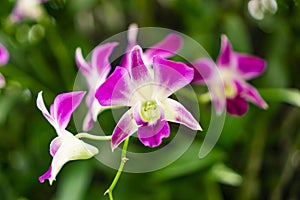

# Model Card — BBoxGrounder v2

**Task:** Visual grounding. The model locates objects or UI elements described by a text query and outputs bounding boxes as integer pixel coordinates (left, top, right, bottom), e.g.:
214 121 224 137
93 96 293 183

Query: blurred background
0 0 300 199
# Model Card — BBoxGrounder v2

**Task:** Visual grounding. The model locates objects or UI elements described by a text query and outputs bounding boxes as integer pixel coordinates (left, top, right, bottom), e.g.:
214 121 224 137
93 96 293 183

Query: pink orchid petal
145 33 182 60
82 100 104 131
0 44 9 66
120 24 138 69
75 48 91 75
92 42 118 78
96 67 132 107
36 91 56 128
49 136 62 157
111 109 138 150
129 46 151 83
39 166 52 183
217 35 233 67
153 56 194 98
42 132 98 185
243 82 268 109
82 111 94 132
162 98 202 131
127 23 138 44
82 89 101 131
52 91 86 130
235 53 267 80
190 58 215 84
137 120 170 148
211 90 225 114
132 101 147 126
226 95 249 116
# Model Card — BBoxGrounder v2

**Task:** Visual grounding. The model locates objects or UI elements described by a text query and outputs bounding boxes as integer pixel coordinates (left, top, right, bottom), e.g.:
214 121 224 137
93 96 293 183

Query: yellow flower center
225 82 237 98
140 101 161 123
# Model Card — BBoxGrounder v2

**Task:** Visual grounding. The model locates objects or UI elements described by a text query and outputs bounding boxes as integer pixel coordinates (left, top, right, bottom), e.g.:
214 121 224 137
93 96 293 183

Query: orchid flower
96 45 201 150
75 42 118 131
37 91 98 185
248 0 278 20
192 35 268 116
0 44 9 88
10 0 48 23
120 23 182 68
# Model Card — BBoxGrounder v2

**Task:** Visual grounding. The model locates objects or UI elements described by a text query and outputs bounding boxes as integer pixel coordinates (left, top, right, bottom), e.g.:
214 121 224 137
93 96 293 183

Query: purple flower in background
76 42 118 131
0 44 9 88
120 23 182 68
10 0 48 23
96 45 201 150
37 91 98 185
192 35 268 116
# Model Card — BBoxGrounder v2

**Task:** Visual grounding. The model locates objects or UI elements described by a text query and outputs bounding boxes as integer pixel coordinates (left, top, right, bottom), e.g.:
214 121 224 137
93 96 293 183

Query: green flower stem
105 137 130 200
75 133 112 141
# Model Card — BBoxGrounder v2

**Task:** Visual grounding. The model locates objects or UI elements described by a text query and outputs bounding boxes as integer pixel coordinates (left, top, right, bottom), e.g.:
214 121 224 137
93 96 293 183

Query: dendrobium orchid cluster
0 44 9 88
37 24 268 199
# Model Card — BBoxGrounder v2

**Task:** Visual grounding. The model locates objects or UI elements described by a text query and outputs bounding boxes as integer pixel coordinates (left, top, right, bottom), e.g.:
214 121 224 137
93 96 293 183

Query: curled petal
36 91 56 128
217 35 233 67
96 67 132 106
75 48 91 75
39 166 52 183
39 131 98 185
111 109 138 150
153 56 194 98
145 33 182 61
235 53 266 80
0 44 9 66
226 95 249 116
162 98 202 131
138 120 170 148
51 91 86 130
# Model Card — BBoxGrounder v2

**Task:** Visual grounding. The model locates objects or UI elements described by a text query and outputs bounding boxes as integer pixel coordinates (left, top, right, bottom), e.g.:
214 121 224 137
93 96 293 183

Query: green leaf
210 163 243 186
259 88 300 108
55 161 93 200
152 142 225 182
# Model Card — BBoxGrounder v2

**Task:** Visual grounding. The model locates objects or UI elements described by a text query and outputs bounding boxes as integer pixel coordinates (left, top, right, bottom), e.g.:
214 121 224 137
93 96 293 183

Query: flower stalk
105 137 130 200
75 133 112 141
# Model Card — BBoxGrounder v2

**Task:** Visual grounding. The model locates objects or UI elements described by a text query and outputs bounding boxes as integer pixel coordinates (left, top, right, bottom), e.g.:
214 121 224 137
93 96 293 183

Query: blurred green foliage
0 0 300 200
